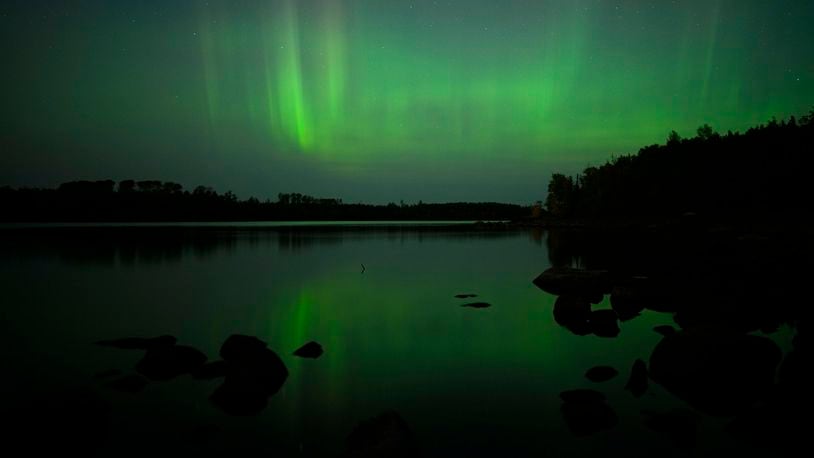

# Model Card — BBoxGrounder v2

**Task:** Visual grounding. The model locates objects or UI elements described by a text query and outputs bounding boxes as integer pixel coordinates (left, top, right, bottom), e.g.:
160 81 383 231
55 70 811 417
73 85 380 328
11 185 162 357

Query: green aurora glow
1 0 813 201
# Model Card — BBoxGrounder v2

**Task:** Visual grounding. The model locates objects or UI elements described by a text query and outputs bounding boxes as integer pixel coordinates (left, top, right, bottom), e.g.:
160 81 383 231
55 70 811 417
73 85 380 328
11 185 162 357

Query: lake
0 224 797 457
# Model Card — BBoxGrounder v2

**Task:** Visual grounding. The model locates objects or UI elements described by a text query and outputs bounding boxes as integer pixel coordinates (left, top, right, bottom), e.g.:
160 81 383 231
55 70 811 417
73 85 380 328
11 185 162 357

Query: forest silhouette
3 108 813 223
546 108 814 218
0 181 526 222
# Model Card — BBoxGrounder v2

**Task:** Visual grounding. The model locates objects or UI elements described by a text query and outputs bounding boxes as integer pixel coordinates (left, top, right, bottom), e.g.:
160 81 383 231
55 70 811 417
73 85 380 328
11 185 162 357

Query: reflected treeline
0 228 240 265
538 221 811 451
544 220 809 333
0 225 529 264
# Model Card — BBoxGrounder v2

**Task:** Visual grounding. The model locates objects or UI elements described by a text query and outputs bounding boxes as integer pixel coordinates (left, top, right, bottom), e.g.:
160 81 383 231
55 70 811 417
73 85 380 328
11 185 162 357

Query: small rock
624 359 648 398
293 341 324 359
461 302 491 309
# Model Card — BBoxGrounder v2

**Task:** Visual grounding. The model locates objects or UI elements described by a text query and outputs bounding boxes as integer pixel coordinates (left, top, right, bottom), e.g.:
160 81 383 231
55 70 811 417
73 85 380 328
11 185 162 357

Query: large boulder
533 267 612 297
649 327 781 416
210 334 289 416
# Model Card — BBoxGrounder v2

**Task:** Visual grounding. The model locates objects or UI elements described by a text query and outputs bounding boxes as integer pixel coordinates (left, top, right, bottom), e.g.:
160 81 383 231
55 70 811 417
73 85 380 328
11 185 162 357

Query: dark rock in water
93 369 121 380
293 341 324 359
553 295 592 336
454 293 477 298
649 327 782 416
585 366 618 382
461 302 491 309
532 267 612 297
590 310 620 338
610 286 646 321
642 409 699 449
559 389 606 403
624 359 648 398
560 394 618 436
653 325 677 337
192 360 229 380
135 345 207 381
611 275 672 317
94 335 176 350
345 410 418 457
210 334 289 416
219 334 268 361
105 374 148 393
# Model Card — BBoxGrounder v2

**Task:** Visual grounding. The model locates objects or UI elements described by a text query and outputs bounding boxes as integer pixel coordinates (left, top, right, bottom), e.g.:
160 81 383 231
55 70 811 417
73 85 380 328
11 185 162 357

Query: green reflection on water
0 229 794 457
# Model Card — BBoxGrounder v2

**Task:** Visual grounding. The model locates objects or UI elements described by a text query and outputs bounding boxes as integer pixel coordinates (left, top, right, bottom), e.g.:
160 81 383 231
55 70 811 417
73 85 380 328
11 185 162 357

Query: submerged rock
624 359 648 398
590 310 620 338
135 345 207 381
553 295 592 336
210 334 289 416
293 341 324 359
649 327 782 416
105 374 148 393
454 294 477 298
532 267 612 297
610 286 646 321
585 366 618 382
461 302 491 309
94 335 176 350
345 410 418 457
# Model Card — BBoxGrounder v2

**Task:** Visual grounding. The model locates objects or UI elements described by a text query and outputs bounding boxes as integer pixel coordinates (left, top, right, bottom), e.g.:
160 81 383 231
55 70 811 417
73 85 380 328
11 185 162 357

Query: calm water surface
0 226 792 457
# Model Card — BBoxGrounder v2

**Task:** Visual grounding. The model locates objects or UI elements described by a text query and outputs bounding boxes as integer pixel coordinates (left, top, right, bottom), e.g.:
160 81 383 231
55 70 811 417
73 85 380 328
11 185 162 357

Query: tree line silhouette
545 108 814 218
0 180 527 222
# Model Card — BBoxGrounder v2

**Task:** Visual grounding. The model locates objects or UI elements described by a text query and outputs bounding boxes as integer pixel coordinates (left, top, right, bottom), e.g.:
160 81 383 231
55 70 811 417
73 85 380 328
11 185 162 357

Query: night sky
2 0 812 203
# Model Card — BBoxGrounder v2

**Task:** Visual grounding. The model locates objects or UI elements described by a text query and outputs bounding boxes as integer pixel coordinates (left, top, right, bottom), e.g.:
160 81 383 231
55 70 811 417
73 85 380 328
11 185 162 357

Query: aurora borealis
2 0 813 202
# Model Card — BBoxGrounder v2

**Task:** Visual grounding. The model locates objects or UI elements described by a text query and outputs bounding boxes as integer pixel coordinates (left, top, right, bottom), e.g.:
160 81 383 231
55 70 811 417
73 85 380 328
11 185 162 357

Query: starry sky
1 0 813 203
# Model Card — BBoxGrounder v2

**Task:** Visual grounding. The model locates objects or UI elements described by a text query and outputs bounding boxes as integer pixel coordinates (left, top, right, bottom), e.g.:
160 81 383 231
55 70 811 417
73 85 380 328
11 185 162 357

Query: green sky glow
1 0 813 202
